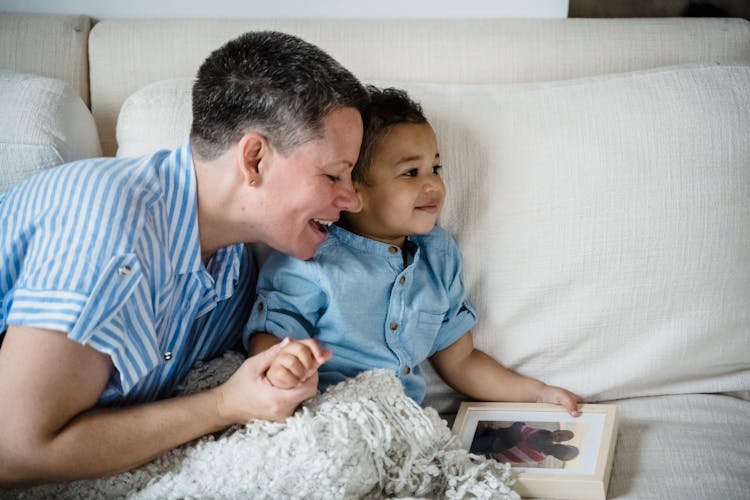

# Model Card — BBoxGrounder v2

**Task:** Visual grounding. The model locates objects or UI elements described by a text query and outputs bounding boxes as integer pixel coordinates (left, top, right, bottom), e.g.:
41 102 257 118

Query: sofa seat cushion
607 393 750 500
0 70 101 193
528 393 750 500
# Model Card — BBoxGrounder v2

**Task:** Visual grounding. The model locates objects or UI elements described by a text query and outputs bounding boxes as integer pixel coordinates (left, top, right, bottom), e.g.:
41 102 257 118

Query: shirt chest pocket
418 310 444 325
410 310 446 361
415 310 444 338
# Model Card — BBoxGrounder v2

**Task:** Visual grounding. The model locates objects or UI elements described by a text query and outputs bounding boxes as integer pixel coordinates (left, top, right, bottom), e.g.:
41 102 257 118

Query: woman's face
256 107 364 260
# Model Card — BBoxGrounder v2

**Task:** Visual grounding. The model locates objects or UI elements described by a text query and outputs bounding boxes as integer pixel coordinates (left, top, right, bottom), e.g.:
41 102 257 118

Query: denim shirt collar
329 224 418 266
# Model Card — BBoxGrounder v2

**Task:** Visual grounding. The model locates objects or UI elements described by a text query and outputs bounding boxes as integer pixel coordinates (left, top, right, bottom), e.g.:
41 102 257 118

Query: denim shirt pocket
412 310 444 358
418 310 444 327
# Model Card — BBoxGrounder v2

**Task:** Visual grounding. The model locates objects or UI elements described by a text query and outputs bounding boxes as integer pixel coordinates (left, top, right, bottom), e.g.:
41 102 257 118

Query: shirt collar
203 244 243 300
164 143 244 295
329 224 417 261
164 143 203 275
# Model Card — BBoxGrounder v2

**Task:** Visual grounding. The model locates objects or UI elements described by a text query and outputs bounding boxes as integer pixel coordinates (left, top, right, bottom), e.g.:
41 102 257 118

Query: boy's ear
351 182 367 213
237 132 267 187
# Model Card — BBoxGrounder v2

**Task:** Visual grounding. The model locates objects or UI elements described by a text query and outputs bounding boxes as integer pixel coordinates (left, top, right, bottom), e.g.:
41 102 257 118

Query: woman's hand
213 338 330 424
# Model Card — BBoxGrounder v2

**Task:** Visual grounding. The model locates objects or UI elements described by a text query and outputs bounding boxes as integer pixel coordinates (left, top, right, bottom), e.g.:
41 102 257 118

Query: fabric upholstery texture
91 17 750 155
116 78 192 158
0 70 101 193
0 12 91 105
116 64 750 407
401 64 750 403
606 393 750 500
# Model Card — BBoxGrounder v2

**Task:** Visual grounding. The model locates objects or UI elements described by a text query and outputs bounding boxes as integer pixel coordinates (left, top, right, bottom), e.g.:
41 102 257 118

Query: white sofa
1 11 749 500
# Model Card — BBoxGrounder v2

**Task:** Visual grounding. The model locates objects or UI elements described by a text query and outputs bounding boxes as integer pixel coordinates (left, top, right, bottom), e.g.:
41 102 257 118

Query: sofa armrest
0 11 91 106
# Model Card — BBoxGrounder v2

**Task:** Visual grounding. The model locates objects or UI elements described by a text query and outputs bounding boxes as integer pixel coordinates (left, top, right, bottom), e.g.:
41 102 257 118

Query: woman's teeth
314 219 334 227
312 219 334 232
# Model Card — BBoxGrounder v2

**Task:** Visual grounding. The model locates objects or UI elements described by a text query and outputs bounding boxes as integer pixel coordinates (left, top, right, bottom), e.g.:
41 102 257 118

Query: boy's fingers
276 352 311 379
286 343 321 371
298 339 332 364
566 397 581 417
284 340 331 368
251 337 289 373
268 373 294 390
316 347 333 364
267 364 301 389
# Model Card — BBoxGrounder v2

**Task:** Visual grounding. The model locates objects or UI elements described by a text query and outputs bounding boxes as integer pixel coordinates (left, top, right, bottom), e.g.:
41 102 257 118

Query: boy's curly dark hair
353 86 428 185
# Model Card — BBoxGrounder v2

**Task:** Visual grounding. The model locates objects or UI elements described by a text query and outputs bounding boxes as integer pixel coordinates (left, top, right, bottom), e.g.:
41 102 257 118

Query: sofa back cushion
116 64 750 405
92 18 750 155
412 64 750 403
0 70 101 193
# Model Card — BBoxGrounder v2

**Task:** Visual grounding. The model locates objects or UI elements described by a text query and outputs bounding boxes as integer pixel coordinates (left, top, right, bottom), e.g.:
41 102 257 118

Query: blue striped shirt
1 143 255 405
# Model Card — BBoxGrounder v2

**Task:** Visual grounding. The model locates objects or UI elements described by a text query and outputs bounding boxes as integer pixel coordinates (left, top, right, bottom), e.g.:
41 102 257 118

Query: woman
0 31 367 487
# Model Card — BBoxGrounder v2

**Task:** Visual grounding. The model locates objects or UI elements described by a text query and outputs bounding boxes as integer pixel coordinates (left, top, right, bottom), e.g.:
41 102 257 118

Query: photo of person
470 421 583 469
453 403 618 497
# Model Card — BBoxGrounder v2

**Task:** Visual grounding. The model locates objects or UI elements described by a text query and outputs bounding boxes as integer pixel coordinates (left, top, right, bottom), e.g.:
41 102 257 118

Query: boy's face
348 122 445 246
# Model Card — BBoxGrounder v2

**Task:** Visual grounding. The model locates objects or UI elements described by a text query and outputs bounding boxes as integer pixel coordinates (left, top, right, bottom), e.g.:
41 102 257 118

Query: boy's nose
423 177 445 194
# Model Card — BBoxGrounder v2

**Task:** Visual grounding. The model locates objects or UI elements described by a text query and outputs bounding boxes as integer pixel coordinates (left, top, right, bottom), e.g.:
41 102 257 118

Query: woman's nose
336 179 362 212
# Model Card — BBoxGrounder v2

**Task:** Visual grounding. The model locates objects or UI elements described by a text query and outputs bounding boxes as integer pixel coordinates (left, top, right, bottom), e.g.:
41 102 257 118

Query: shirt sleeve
429 228 477 355
8 251 161 389
2 163 162 397
243 250 328 349
4 160 152 338
7 235 144 340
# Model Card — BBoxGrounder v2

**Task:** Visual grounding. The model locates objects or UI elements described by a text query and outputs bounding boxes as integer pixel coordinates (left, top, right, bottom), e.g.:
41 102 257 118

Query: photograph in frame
452 403 618 499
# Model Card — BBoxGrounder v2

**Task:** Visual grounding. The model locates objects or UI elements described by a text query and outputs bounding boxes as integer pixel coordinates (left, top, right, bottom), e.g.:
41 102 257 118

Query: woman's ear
237 132 267 187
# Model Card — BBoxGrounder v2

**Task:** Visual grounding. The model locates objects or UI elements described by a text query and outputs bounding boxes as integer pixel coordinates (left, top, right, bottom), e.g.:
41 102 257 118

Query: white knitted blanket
10 352 518 500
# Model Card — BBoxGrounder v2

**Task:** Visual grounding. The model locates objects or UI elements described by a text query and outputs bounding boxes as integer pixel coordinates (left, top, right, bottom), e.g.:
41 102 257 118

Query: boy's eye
403 168 419 177
433 165 443 175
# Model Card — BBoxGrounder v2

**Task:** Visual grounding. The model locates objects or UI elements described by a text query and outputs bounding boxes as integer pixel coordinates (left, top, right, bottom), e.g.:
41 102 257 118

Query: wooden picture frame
452 402 618 499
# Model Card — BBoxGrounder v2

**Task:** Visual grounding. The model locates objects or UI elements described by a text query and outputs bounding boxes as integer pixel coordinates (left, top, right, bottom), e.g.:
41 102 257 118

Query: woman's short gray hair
190 31 368 161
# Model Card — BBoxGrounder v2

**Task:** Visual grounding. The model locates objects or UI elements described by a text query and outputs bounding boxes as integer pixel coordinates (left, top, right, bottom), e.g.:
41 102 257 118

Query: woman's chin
289 238 324 261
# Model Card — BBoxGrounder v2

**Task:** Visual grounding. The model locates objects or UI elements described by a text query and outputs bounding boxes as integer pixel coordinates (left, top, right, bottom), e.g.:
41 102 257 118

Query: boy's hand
537 385 584 417
266 338 332 389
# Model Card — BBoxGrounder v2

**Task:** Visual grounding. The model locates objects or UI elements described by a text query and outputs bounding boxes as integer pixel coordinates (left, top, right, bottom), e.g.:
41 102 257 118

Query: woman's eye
326 175 340 182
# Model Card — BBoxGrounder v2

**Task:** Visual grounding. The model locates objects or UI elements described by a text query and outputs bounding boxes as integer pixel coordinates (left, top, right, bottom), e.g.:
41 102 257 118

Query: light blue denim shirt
245 224 476 403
